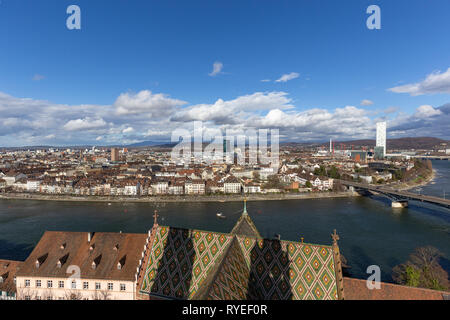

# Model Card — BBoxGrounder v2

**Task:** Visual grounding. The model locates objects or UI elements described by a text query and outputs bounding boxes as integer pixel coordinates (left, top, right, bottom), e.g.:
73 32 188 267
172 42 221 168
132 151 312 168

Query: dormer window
117 255 126 270
60 243 66 250
35 253 48 269
92 254 102 270
57 253 69 268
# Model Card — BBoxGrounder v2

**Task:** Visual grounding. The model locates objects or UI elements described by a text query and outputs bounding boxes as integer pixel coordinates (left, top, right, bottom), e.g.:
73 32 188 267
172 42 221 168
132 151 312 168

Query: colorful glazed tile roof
235 236 338 300
230 212 261 238
139 209 339 300
193 237 256 300
140 226 233 299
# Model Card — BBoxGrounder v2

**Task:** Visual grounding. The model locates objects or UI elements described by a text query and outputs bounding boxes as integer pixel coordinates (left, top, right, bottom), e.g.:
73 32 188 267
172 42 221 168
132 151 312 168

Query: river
0 160 449 282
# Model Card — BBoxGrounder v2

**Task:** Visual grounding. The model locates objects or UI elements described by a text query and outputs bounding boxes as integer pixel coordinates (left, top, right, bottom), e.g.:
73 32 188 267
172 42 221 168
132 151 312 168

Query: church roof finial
243 197 248 215
153 210 159 227
331 229 339 245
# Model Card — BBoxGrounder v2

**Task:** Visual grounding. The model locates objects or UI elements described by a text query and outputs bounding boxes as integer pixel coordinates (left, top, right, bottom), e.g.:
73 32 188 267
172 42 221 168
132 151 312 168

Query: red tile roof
344 277 448 300
0 259 22 294
16 231 147 281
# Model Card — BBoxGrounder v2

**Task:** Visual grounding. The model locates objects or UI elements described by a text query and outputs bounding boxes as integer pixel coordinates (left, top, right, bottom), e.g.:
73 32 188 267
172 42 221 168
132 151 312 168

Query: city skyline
0 1 449 147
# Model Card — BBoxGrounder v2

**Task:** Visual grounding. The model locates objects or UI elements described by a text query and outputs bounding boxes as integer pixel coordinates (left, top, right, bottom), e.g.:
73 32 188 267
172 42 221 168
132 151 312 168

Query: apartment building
223 176 242 194
184 180 205 195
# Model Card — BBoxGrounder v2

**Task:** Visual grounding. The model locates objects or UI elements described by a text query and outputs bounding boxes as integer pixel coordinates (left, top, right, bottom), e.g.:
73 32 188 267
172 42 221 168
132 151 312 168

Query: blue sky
0 0 449 146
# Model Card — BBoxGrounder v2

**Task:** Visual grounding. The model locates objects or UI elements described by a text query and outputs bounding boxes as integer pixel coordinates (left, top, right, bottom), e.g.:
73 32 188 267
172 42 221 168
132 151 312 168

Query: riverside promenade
0 191 357 203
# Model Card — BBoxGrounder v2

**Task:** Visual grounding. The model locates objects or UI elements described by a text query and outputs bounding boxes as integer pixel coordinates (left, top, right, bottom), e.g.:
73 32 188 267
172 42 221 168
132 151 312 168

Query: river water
0 160 449 282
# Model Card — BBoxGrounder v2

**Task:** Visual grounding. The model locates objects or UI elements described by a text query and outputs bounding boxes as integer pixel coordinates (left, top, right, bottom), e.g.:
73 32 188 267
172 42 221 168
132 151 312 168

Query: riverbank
0 191 357 203
391 169 436 191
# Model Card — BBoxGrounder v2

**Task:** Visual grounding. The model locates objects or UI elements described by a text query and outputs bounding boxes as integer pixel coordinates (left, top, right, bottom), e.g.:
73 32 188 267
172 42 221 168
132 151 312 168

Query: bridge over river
339 180 450 209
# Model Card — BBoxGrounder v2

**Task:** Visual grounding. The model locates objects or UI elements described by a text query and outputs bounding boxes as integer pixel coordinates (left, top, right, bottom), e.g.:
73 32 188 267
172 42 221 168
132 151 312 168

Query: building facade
376 121 387 156
15 231 147 300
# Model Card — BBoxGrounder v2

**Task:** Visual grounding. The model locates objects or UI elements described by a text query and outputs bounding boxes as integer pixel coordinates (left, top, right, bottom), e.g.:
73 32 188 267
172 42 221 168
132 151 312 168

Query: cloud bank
0 90 448 147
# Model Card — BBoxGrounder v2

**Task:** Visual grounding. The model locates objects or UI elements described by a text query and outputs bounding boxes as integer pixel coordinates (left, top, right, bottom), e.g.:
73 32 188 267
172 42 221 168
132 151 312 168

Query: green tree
314 166 325 176
263 175 283 189
305 181 312 188
328 166 341 179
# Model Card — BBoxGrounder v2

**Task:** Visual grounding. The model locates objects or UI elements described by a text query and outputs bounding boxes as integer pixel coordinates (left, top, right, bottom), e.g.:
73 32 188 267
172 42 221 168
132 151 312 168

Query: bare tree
42 289 55 300
17 288 37 300
90 290 112 300
393 246 449 291
63 290 84 300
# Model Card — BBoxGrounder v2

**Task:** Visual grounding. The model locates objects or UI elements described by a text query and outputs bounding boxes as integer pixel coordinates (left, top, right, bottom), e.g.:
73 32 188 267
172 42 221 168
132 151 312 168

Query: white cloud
122 126 134 133
209 61 223 77
275 72 299 83
360 99 374 106
251 105 374 141
63 118 107 131
145 129 171 137
114 90 187 116
171 92 294 124
413 105 442 118
260 79 271 82
388 68 450 96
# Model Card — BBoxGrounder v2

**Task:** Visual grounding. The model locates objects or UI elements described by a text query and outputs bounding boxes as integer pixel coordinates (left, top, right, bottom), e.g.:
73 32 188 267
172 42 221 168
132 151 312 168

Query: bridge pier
392 200 408 208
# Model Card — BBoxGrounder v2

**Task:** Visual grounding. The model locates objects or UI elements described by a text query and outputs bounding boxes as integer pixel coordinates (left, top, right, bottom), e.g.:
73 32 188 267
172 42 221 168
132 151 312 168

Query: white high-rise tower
376 121 387 156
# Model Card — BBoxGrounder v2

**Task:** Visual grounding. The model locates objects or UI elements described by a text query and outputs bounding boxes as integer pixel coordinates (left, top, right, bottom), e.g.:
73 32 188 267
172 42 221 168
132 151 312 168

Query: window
120 284 126 291
47 280 53 288
47 296 53 300
95 282 101 290
83 282 89 290
107 283 113 290
25 279 30 287
71 280 76 289
36 296 41 300
25 295 31 300
58 297 64 300
35 280 41 288
58 281 64 288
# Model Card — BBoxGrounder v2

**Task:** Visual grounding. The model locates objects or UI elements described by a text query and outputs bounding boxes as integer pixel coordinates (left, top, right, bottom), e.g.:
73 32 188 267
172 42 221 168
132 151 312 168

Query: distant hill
1 137 448 151
124 140 171 148
316 137 449 150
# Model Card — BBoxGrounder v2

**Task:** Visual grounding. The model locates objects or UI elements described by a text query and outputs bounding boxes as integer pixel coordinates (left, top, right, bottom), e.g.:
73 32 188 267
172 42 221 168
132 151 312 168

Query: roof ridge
230 213 261 238
191 236 243 300
157 225 233 237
